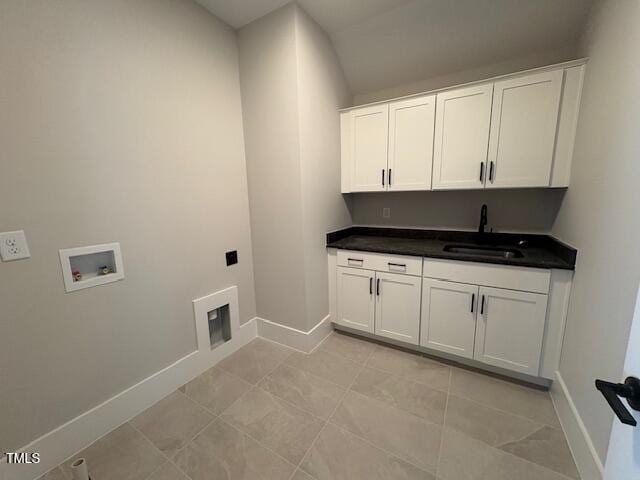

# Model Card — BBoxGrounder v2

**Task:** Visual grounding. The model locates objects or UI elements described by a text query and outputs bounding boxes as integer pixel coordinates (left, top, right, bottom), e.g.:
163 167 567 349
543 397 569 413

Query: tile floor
41 332 580 480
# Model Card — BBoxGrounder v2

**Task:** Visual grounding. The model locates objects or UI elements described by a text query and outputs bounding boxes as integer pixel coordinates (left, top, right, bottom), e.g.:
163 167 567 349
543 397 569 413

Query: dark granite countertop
326 227 576 270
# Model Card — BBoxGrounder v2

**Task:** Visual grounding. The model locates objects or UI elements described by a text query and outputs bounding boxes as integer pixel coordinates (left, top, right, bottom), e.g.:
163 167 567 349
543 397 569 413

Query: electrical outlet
0 230 31 261
383 207 391 219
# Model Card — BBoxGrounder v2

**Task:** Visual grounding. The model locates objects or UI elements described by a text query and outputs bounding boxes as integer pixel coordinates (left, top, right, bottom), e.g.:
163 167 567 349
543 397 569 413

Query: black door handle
595 377 640 426
489 161 495 182
376 278 380 296
471 293 475 313
369 277 373 295
480 295 485 315
382 169 385 186
479 162 484 182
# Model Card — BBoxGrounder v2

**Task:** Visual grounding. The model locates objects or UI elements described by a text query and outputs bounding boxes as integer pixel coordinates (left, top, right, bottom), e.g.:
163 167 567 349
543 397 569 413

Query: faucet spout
479 204 488 234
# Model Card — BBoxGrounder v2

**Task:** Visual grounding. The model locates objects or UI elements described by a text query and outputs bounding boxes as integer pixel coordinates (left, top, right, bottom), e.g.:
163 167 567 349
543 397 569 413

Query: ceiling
196 0 594 97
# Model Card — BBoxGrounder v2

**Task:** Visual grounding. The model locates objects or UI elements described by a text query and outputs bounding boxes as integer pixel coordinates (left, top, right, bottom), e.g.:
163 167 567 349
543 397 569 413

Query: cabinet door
433 84 493 190
421 279 479 359
375 272 421 345
350 104 389 192
336 267 375 333
388 95 435 191
475 287 548 375
486 70 563 188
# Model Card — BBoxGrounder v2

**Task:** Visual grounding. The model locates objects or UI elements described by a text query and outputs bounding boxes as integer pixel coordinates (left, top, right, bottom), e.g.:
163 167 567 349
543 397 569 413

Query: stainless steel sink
443 244 524 259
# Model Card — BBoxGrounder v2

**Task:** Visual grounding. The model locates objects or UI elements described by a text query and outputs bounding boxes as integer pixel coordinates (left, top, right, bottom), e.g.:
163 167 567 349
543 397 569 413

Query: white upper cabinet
432 84 493 190
350 104 389 192
340 61 585 193
375 272 422 345
388 95 435 191
486 70 563 188
474 286 548 376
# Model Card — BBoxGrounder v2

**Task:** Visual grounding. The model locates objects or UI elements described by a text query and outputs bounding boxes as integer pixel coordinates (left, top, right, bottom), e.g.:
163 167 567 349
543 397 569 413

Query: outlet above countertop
326 227 576 270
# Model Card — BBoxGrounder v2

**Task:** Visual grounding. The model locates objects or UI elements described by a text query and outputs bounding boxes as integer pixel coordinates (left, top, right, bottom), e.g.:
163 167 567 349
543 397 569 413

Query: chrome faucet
479 204 488 234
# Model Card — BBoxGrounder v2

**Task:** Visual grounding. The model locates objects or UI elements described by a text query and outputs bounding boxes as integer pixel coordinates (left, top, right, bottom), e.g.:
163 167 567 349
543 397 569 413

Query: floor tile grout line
286 360 367 480
279 354 362 390
493 423 546 449
324 419 438 478
216 415 301 472
436 421 579 480
129 410 217 480
493 439 579 480
218 382 332 470
358 361 451 394
317 334 378 364
306 330 336 354
216 343 295 387
434 369 452 478
340 388 445 431
447 388 562 429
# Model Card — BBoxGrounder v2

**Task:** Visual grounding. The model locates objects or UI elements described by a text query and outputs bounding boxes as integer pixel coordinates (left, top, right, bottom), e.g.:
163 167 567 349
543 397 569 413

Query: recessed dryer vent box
59 242 124 292
207 304 232 349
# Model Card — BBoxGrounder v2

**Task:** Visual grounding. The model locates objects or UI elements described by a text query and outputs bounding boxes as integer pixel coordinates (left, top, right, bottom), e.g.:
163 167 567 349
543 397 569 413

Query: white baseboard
550 371 605 480
257 315 333 353
2 317 257 480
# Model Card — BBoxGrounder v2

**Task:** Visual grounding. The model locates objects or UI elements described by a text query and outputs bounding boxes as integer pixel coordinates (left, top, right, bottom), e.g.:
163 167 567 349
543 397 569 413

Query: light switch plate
0 230 31 261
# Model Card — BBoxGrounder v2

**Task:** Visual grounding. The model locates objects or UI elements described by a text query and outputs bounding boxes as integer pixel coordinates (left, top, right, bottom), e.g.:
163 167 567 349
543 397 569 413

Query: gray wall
354 47 580 105
296 7 352 330
0 0 256 452
239 4 351 331
352 189 566 233
238 5 308 330
552 0 640 463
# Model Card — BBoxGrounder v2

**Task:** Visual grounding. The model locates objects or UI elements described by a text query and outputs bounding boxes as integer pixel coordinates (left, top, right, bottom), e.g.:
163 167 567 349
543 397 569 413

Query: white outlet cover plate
0 230 31 261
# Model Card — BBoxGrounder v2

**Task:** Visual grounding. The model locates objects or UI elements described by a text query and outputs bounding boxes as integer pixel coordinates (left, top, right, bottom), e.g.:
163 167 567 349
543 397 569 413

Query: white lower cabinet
336 266 375 333
474 286 548 376
421 279 479 359
336 265 421 343
335 255 551 378
375 272 421 345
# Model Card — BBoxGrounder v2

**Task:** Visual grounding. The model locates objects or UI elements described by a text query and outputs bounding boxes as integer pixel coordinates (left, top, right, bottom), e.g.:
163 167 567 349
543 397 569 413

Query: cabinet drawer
337 250 422 276
423 258 550 294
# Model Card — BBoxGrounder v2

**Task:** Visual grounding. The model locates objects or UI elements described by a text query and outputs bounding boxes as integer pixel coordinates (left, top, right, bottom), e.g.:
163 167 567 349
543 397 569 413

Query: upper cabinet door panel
388 95 435 191
351 104 389 192
433 84 493 190
487 70 563 188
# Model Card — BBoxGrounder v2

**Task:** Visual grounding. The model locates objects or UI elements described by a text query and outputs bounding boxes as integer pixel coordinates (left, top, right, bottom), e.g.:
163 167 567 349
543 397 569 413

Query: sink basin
443 244 524 259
